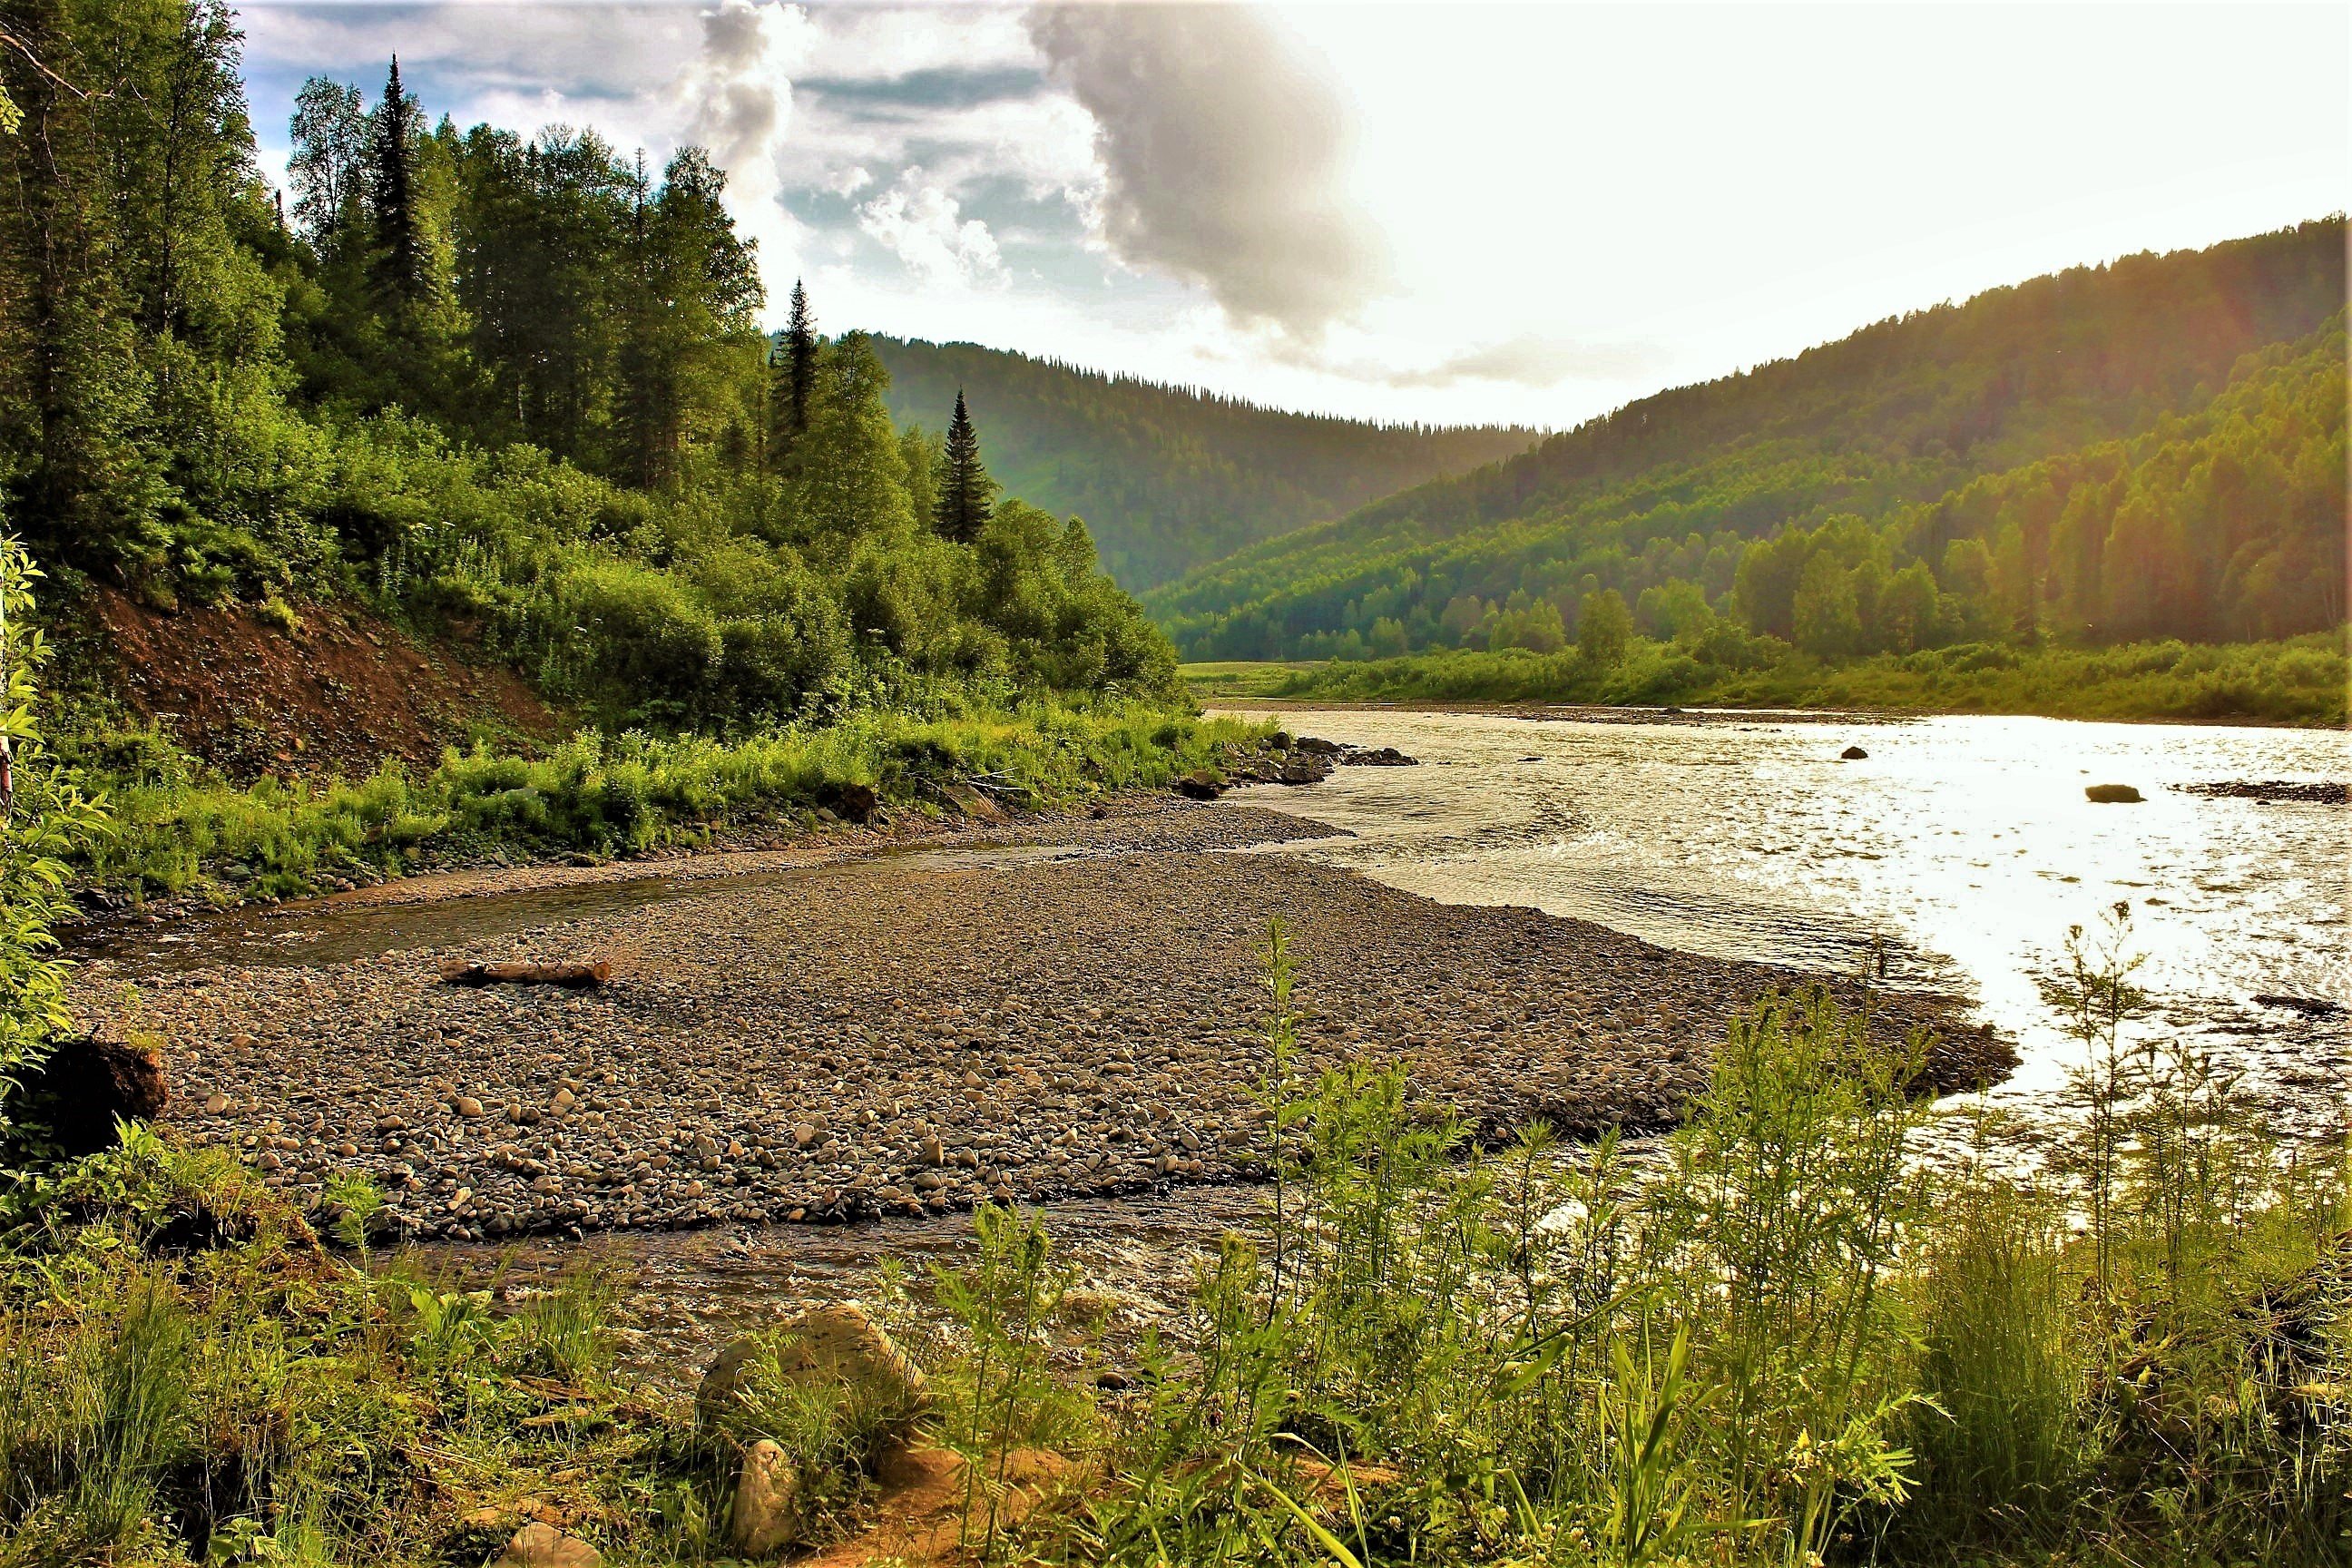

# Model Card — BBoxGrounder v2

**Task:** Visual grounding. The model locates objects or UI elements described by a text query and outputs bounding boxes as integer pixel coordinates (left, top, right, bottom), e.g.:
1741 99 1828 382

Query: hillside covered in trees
872 336 1536 589
1149 221 2347 677
0 2 1172 748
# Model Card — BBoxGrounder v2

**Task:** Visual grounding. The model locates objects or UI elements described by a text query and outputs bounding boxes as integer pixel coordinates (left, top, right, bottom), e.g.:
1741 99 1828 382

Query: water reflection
1218 706 2350 1139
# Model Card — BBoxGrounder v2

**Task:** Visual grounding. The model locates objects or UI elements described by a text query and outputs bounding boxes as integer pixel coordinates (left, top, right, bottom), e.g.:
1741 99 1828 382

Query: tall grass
71 701 1278 903
926 921 2349 1566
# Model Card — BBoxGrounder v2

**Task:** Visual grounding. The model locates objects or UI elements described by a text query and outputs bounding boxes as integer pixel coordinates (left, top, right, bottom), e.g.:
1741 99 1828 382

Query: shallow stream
1220 706 2350 1144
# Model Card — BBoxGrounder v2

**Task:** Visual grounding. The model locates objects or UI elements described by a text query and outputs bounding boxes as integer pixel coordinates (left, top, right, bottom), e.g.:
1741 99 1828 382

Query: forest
0 0 1174 743
872 336 1534 589
1150 222 2347 682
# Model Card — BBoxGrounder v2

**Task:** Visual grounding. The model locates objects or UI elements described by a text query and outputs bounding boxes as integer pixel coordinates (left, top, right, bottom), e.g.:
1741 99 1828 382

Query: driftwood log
437 959 612 988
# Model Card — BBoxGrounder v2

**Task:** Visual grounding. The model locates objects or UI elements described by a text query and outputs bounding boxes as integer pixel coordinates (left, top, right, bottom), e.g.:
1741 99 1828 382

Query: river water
1218 705 2350 1143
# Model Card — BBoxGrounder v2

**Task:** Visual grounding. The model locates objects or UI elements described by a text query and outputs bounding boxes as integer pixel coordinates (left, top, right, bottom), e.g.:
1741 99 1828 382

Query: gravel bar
75 800 2008 1240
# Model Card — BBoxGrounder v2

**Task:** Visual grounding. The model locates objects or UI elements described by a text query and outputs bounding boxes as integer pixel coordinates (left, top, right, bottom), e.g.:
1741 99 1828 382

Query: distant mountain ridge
1145 219 2346 660
868 337 1536 589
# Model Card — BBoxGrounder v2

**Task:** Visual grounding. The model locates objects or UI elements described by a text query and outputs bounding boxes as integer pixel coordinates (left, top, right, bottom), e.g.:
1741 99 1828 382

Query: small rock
2085 783 2143 804
489 1522 602 1568
730 1438 800 1556
1840 745 1867 760
453 1096 486 1118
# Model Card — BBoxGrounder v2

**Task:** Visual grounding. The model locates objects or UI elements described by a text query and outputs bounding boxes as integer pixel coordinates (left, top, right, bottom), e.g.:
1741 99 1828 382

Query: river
1218 705 2349 1144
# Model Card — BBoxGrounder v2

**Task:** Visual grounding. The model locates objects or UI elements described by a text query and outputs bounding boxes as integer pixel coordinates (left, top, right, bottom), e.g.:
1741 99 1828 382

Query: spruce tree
769 279 817 470
367 56 426 309
932 388 995 543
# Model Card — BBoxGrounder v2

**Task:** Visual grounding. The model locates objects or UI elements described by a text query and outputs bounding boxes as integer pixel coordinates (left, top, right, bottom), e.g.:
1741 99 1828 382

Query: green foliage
0 543 106 1142
4 5 1182 747
74 702 1271 903
0 1132 750 1567
965 932 2349 1568
1276 627 2349 725
1150 225 2347 681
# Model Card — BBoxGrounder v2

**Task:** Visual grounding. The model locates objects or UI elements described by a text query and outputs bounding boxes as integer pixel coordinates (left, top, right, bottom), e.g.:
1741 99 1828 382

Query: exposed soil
68 588 568 783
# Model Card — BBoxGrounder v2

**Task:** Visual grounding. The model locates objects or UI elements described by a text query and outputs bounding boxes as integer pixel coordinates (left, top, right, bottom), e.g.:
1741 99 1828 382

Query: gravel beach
75 799 2009 1240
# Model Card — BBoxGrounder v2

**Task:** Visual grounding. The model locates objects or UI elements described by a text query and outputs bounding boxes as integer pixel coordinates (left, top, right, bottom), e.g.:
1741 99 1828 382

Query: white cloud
672 0 818 306
1025 4 1391 338
858 168 1005 288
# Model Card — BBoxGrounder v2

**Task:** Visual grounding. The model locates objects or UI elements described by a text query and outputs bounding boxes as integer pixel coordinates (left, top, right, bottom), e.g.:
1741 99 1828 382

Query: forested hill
869 337 1536 588
1149 220 2347 662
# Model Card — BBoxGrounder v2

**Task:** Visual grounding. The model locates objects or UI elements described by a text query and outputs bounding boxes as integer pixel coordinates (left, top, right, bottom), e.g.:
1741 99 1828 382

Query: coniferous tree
773 279 816 463
367 56 427 309
932 388 995 543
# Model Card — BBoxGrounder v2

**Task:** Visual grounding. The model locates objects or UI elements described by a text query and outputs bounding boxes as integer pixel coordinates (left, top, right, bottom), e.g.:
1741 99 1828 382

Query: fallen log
438 959 612 989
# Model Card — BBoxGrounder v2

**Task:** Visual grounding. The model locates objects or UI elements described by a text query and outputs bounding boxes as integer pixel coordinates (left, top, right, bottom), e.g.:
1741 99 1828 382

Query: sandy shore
77 799 2009 1240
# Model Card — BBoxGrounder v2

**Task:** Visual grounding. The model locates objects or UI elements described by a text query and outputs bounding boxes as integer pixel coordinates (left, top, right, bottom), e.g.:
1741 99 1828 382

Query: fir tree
769 279 816 471
367 56 427 309
932 388 995 543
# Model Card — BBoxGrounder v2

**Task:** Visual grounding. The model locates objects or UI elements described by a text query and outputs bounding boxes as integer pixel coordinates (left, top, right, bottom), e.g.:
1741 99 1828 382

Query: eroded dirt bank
74 801 2006 1240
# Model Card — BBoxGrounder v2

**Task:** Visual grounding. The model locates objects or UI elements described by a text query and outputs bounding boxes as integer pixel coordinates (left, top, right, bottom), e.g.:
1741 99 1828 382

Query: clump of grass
0 1135 751 1566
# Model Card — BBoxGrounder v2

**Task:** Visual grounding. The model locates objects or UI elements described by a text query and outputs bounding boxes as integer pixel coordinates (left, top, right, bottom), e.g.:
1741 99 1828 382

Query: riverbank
64 701 1289 912
74 799 2004 1242
1202 631 2350 726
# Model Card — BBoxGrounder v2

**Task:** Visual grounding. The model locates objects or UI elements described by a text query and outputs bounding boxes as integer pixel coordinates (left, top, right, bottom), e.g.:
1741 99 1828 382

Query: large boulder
697 1302 928 1437
489 1524 601 1568
14 1037 168 1157
1175 770 1226 800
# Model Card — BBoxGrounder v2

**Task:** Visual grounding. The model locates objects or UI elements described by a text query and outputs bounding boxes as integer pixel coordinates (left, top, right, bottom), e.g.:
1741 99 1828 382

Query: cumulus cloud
673 0 818 306
1025 4 1390 338
858 169 1006 288
1383 334 1671 388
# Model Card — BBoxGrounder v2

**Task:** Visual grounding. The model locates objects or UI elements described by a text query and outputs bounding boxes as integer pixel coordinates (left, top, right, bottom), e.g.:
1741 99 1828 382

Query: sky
232 2 2350 431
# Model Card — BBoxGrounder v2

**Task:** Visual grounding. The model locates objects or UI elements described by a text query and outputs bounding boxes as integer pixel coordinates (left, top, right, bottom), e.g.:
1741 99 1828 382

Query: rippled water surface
1219 707 2350 1136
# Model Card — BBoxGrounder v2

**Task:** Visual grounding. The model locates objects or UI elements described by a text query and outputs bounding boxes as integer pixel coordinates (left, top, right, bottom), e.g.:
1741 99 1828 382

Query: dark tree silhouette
368 56 428 309
932 387 996 543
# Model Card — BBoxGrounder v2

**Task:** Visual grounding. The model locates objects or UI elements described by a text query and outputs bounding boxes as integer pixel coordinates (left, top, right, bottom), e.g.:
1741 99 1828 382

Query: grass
63 700 1280 906
0 918 2341 1563
1179 662 1329 700
1274 631 2351 726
